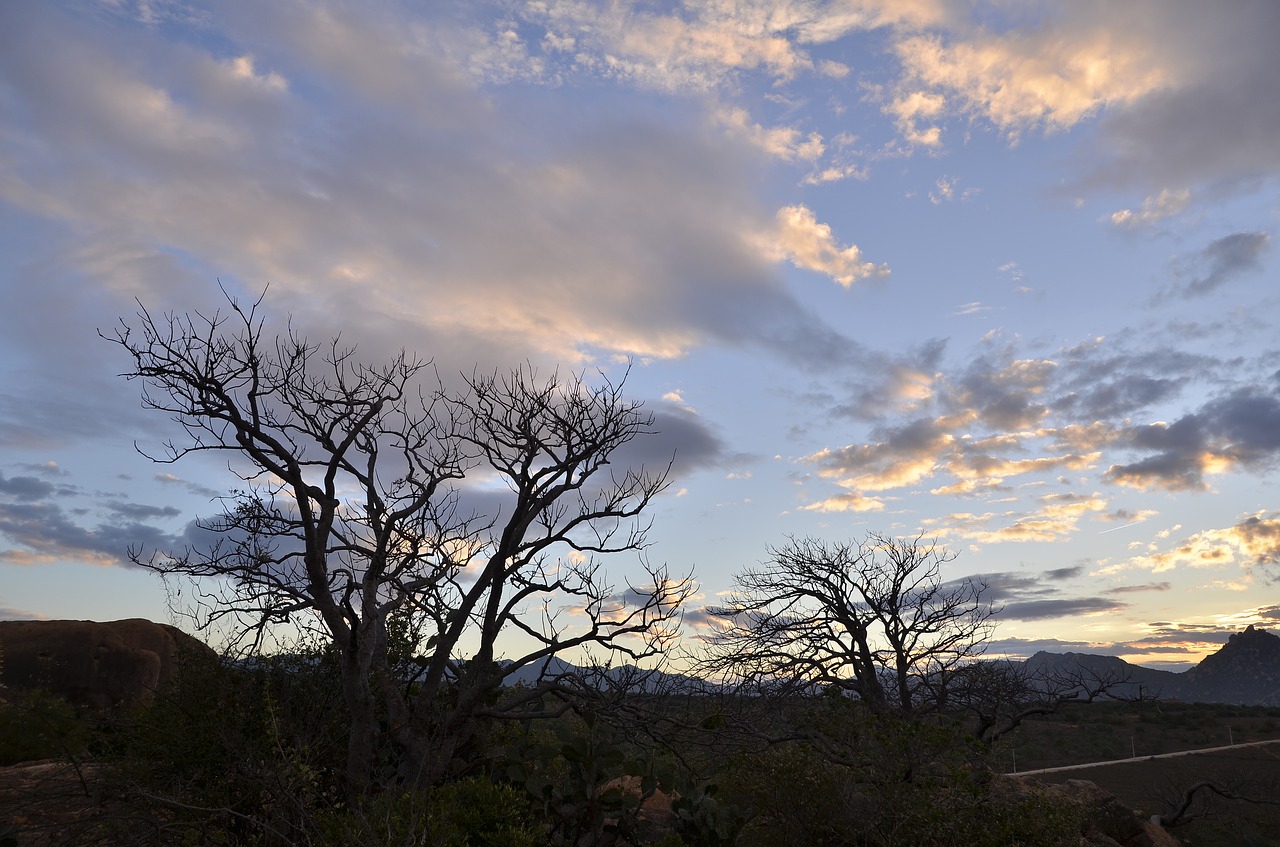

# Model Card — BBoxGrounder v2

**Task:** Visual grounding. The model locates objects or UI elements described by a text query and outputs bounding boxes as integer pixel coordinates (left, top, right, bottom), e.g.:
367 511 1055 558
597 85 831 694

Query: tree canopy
108 292 689 792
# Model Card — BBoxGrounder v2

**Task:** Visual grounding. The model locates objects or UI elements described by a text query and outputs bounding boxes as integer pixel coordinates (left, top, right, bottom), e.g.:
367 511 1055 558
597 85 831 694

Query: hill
1026 625 1280 706
1023 650 1182 699
1178 625 1280 706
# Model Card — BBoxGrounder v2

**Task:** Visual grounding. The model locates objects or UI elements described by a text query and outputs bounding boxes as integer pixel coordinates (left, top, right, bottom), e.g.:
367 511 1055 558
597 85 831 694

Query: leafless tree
944 659 1147 745
1156 777 1280 828
105 291 690 794
699 534 994 716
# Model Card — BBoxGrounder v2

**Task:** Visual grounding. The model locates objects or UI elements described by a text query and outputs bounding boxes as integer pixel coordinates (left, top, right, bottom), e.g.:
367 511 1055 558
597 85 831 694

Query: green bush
0 687 91 765
718 715 1084 847
316 778 541 847
110 647 350 844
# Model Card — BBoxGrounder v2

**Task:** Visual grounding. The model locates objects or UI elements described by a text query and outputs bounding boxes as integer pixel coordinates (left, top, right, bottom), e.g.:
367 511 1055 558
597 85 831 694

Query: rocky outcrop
998 777 1179 847
0 618 215 711
1178 625 1280 706
1043 779 1180 847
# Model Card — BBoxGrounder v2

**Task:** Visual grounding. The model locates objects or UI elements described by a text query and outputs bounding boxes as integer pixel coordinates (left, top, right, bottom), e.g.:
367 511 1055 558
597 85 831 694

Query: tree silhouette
700 534 993 716
107 291 689 793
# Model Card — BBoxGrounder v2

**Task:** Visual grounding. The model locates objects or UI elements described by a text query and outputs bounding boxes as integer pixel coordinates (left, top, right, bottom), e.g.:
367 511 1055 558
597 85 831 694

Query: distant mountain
498 627 1280 705
1024 626 1280 706
499 656 712 693
1023 650 1181 699
1177 625 1280 706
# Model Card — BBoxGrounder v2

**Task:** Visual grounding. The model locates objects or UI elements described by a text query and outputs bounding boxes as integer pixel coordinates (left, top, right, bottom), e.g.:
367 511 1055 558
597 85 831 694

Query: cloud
681 604 733 635
1104 390 1280 491
950 356 1056 430
982 636 1100 659
799 326 1279 549
1125 622 1237 648
803 349 1100 505
890 15 1167 141
800 492 886 513
1113 511 1280 575
0 500 177 567
609 402 726 480
955 567 1129 623
887 89 945 148
984 616 1261 663
997 597 1129 621
807 416 952 492
1167 231 1270 298
927 493 1108 545
928 175 975 204
1109 188 1191 228
766 205 889 288
1102 582 1171 595
1087 0 1280 193
714 106 824 162
0 0 880 403
0 607 49 621
105 501 183 521
154 473 223 500
967 571 1060 601
19 461 68 477
503 0 926 92
1052 372 1185 421
0 472 56 502
864 0 1280 202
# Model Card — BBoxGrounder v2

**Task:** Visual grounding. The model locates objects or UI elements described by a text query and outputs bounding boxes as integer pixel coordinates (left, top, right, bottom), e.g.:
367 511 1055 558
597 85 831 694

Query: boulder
996 776 1180 847
0 618 215 711
1043 779 1179 847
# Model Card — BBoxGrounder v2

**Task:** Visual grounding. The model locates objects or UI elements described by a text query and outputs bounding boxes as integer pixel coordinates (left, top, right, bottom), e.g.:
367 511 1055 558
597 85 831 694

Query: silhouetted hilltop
1023 650 1181 699
1025 626 1280 706
1177 624 1280 706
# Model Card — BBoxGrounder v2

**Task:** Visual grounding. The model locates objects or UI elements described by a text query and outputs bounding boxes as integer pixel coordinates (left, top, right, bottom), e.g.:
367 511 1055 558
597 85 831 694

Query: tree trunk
341 651 378 797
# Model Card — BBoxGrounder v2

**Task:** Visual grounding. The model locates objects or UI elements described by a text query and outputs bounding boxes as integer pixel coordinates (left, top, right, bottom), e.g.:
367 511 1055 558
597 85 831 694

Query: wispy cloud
765 205 889 287
1109 188 1191 228
1163 231 1271 298
1107 511 1280 576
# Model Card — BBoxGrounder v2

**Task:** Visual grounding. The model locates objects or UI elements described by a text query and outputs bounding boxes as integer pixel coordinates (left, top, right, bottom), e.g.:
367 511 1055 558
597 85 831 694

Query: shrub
109 647 350 844
0 687 91 765
718 715 1085 847
316 778 541 847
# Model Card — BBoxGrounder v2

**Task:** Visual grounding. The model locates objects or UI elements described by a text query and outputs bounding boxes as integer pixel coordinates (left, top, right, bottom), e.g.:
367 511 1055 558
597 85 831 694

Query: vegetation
995 699 1280 773
7 297 1278 844
8 621 1280 845
0 688 92 767
106 291 689 795
1 649 1136 846
700 535 994 717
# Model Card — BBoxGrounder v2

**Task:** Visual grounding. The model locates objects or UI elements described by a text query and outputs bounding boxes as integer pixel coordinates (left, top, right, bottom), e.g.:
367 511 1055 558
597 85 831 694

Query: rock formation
1178 624 1280 706
0 618 215 711
998 776 1180 847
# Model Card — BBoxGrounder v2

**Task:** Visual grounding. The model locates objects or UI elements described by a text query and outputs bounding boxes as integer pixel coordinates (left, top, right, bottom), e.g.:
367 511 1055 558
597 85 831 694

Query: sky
2 0 1278 671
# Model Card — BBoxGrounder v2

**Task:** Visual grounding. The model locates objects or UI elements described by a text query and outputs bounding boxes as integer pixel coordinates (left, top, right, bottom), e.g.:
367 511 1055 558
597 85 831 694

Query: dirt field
1027 741 1280 847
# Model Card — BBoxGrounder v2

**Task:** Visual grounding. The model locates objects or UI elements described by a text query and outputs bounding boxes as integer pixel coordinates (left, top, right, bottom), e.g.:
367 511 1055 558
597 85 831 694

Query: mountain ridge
1025 625 1280 706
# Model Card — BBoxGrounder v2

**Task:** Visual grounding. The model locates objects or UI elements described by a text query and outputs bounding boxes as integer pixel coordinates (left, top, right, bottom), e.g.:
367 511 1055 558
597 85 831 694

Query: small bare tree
107 292 690 793
1156 777 1280 828
700 534 994 716
945 658 1146 745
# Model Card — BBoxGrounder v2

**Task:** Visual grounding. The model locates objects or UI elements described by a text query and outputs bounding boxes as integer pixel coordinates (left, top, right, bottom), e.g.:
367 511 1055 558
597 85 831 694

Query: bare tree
700 534 994 716
944 658 1146 745
1156 777 1280 828
106 292 690 794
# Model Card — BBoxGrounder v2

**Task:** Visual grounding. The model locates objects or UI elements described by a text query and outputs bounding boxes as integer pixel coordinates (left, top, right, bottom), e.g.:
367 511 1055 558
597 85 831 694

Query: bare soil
1030 741 1280 847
